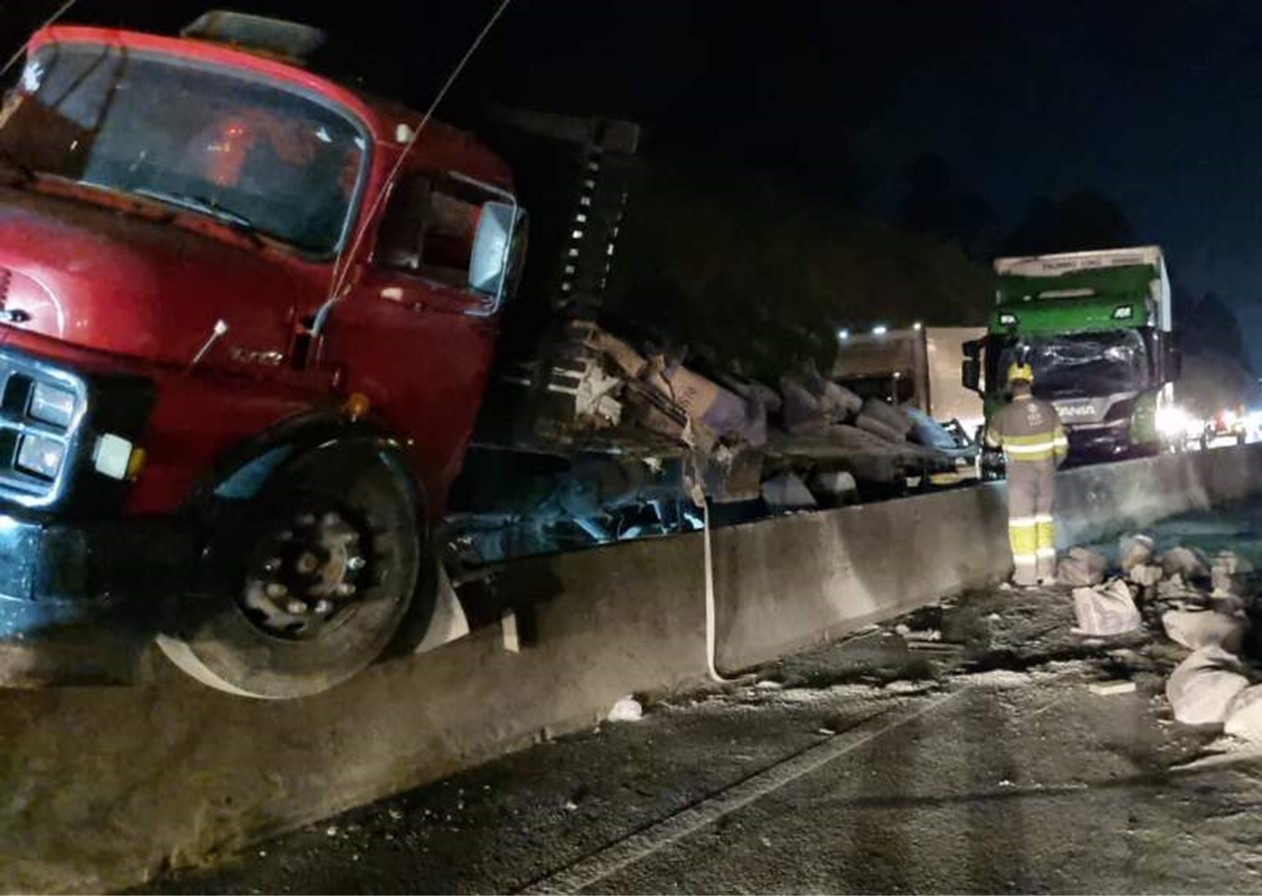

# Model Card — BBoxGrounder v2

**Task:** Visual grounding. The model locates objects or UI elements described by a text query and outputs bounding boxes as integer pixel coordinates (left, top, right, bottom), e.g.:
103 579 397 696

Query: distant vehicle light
913 321 923 331
837 328 850 341
1156 405 1190 438
998 313 1017 326
871 324 888 336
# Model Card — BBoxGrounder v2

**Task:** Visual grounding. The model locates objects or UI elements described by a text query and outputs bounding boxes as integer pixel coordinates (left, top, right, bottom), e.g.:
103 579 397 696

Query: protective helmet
1007 363 1034 385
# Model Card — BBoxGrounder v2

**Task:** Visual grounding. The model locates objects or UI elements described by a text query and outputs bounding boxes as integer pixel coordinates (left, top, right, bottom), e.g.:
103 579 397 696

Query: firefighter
986 363 1068 586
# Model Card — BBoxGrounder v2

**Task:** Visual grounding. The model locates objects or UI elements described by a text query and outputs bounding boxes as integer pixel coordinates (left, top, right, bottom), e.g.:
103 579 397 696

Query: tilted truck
962 246 1181 469
0 11 569 698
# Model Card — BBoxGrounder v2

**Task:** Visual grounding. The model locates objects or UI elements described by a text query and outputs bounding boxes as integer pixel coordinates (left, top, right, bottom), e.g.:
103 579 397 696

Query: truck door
323 172 507 513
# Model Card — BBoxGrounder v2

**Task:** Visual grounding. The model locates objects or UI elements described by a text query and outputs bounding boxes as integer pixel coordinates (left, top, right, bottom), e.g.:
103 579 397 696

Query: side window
376 173 481 287
376 175 431 273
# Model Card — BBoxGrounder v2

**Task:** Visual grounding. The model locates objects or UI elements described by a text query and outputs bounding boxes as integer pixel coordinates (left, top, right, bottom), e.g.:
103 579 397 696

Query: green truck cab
963 246 1181 471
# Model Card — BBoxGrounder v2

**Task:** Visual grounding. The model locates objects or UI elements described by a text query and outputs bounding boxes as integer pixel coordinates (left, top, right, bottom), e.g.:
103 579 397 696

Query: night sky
6 0 1262 364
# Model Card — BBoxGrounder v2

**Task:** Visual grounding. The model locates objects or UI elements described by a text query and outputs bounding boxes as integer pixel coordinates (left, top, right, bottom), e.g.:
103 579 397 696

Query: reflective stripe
1004 432 1062 446
1006 441 1058 454
1006 448 1055 462
1036 519 1056 553
1036 547 1057 558
1009 516 1038 527
1013 554 1037 565
1010 526 1037 554
1033 514 1054 524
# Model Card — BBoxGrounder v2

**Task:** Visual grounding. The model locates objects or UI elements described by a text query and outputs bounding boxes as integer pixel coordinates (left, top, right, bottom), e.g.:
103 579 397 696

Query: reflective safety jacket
985 396 1068 465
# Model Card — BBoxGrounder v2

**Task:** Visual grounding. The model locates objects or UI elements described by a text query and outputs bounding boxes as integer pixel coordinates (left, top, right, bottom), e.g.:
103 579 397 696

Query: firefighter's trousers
1007 458 1056 585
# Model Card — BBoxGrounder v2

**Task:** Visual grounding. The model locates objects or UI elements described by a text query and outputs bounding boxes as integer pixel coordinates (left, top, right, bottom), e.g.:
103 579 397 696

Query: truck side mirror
961 339 982 393
468 201 527 310
962 357 981 393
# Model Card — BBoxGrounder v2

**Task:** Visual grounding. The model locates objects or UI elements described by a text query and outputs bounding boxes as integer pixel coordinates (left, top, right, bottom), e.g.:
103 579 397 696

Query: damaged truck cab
0 14 526 696
964 246 1181 471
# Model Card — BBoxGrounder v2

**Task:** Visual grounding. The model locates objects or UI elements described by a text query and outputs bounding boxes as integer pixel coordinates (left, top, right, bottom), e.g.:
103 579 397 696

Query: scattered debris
607 696 644 723
1211 550 1248 596
563 799 579 812
761 472 817 510
1160 546 1210 581
1157 573 1199 603
1088 680 1137 696
755 680 785 691
1059 547 1109 587
895 624 942 643
1119 533 1156 572
1072 579 1141 636
1167 646 1250 726
1129 564 1164 588
1224 685 1262 744
1162 609 1248 654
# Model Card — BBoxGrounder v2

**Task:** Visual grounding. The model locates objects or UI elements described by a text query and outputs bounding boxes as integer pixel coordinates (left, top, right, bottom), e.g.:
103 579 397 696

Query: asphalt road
132 504 1262 894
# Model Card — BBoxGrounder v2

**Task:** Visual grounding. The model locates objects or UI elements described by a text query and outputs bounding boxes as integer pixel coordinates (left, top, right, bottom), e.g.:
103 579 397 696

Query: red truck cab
0 13 526 696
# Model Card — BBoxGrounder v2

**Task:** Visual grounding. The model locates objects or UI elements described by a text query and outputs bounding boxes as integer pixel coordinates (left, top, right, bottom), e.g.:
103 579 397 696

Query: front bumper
0 511 195 684
1066 422 1133 458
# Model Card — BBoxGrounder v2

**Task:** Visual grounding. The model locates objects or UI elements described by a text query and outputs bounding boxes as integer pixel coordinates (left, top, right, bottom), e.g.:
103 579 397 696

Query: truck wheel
159 444 423 699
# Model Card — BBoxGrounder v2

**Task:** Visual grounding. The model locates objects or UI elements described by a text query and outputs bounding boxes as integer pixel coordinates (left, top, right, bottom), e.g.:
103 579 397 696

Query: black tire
158 442 425 699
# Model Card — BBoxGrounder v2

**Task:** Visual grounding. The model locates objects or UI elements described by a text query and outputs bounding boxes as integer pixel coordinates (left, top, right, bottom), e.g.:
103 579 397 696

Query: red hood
0 184 302 368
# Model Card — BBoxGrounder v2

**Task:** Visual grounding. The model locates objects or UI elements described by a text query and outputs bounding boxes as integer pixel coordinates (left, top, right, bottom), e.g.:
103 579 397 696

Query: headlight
16 433 65 480
28 381 76 428
1112 304 1134 320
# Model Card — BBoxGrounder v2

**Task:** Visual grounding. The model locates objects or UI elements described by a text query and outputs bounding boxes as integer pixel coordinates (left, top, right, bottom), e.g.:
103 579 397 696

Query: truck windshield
0 43 366 254
996 330 1150 398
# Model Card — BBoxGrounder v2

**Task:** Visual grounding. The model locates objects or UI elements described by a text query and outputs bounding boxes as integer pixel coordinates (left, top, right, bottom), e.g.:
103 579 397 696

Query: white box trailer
832 326 985 435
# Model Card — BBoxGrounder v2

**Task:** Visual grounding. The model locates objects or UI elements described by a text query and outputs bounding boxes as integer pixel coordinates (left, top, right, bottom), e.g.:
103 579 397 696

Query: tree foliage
605 153 994 381
1002 190 1135 256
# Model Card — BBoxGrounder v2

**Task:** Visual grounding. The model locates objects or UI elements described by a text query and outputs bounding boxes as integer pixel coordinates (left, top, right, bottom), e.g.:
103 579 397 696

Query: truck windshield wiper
132 188 258 236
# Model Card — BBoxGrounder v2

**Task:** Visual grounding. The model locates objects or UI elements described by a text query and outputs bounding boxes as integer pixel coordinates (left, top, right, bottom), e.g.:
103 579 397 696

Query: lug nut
336 583 356 597
314 599 333 615
263 557 282 573
286 600 308 615
297 513 316 527
347 556 366 571
266 582 288 599
322 512 342 527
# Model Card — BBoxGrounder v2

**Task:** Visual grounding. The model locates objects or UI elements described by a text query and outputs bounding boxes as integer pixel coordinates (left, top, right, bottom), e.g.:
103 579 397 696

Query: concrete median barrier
4 444 1261 893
